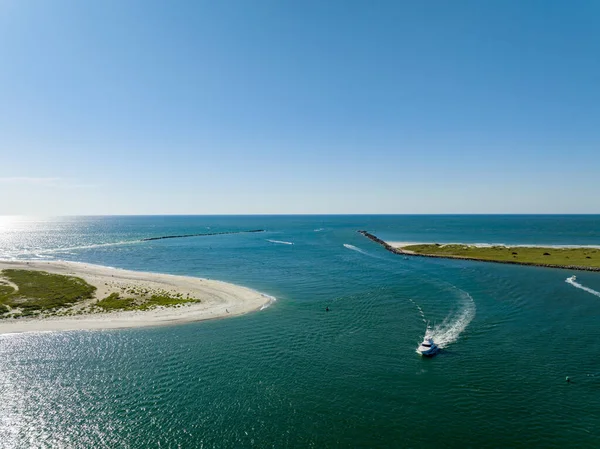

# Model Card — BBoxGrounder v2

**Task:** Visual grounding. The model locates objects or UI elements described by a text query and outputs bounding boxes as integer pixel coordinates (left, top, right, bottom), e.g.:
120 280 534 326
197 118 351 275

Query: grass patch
145 294 199 308
0 284 15 303
402 244 600 268
0 269 96 311
0 304 9 315
95 292 200 311
95 293 138 311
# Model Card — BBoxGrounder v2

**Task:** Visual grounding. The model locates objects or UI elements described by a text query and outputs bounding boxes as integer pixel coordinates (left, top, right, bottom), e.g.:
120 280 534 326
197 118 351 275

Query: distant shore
358 231 600 272
0 261 273 334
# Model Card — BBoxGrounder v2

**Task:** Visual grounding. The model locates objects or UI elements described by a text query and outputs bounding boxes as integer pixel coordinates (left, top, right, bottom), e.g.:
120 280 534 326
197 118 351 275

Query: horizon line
2 213 600 217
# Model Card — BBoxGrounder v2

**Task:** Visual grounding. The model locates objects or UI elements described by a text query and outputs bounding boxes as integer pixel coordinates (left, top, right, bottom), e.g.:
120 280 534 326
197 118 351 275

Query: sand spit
0 260 273 334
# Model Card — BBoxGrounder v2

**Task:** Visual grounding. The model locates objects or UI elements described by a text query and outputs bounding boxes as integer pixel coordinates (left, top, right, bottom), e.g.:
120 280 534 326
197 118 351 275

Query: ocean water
1 215 600 448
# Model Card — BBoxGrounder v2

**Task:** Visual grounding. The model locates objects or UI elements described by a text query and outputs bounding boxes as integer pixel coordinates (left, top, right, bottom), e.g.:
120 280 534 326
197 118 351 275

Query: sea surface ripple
1 215 600 447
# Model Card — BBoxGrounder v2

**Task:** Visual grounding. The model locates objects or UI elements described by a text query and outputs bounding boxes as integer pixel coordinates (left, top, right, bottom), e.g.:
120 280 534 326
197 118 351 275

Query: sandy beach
0 260 273 334
385 242 420 253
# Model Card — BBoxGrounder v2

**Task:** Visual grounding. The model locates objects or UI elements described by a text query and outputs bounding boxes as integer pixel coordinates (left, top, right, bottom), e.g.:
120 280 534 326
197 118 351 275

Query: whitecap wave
5 240 142 258
566 277 600 298
33 254 53 259
266 239 293 245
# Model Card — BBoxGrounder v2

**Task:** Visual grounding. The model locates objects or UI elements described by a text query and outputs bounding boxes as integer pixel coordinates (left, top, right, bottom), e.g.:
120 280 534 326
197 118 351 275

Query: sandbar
0 260 273 334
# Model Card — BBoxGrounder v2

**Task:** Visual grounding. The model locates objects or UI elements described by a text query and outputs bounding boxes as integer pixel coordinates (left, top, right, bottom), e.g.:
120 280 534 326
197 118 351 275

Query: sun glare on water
0 216 22 231
0 216 37 254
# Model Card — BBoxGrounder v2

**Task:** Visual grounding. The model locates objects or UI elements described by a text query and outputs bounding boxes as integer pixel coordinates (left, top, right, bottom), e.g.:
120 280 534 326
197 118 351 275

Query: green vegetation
95 292 199 312
145 294 199 307
0 269 96 312
402 244 600 268
0 284 14 299
95 293 138 311
0 268 201 318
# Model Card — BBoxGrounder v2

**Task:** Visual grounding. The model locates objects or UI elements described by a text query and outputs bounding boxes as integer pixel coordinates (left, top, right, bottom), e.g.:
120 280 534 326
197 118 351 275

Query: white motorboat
567 275 577 282
417 337 439 356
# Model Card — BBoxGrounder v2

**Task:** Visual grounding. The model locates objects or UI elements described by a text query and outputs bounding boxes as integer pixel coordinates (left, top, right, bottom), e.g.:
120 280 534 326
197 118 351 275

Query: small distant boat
417 337 439 357
567 275 577 282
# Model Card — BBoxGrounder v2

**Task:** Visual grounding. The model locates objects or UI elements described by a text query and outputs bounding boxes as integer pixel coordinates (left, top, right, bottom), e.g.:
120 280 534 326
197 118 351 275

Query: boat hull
417 346 439 357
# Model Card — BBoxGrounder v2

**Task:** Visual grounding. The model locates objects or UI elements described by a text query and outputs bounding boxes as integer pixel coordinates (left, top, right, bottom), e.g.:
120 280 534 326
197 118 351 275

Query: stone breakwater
358 231 600 273
142 229 265 241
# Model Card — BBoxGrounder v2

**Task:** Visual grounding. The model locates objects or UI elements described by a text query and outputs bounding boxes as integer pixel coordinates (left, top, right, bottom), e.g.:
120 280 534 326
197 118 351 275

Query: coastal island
359 231 600 272
0 261 273 334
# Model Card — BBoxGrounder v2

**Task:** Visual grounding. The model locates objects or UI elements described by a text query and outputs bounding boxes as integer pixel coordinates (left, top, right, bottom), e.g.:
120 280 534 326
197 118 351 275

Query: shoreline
358 231 600 272
0 260 273 334
385 241 600 249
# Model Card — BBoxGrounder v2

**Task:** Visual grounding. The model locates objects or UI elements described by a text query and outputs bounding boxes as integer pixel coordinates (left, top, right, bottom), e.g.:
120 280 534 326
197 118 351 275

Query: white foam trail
408 298 428 324
425 289 476 349
314 228 324 232
566 277 600 298
33 254 53 259
266 239 293 245
343 243 385 260
260 294 277 310
343 243 368 254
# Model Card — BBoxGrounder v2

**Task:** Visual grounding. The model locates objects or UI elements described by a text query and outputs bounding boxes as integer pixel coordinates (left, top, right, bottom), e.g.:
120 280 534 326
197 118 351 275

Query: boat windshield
422 343 431 347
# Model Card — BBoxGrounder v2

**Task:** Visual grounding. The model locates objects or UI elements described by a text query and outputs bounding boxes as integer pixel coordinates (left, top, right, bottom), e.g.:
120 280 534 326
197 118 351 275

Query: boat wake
566 277 600 298
413 287 475 350
343 244 373 256
408 298 427 324
427 289 475 349
266 239 294 245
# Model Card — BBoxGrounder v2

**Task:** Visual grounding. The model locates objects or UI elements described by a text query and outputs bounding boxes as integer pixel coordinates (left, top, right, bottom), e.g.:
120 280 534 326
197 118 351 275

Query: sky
1 0 599 214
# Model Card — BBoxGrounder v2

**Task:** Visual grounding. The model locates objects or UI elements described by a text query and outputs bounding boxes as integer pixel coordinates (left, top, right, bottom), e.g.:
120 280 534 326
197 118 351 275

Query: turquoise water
1 215 600 448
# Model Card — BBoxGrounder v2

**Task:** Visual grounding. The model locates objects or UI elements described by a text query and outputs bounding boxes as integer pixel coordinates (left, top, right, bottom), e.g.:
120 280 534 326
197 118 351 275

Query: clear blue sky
1 0 599 214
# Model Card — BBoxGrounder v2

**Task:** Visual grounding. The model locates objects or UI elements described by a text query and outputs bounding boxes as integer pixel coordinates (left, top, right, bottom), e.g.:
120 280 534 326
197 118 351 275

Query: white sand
0 261 273 334
385 241 423 248
385 242 420 254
